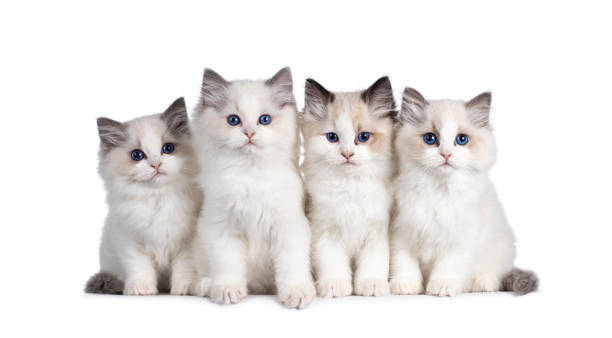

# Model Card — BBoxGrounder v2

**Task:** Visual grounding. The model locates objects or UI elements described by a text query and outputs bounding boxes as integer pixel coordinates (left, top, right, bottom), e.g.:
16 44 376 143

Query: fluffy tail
85 272 124 294
502 268 538 295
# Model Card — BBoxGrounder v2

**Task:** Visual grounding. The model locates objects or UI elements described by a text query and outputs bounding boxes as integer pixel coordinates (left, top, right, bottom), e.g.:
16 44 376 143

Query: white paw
191 277 212 297
471 275 501 293
170 278 192 296
426 279 463 297
354 279 390 297
209 284 247 305
124 280 158 296
390 277 424 295
316 279 352 298
278 283 316 309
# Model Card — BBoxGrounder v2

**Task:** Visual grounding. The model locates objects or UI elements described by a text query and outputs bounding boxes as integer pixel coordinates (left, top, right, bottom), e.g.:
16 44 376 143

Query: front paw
209 284 247 305
191 277 212 297
354 278 390 297
426 278 463 297
390 277 424 295
316 279 352 298
124 280 158 296
278 282 316 309
170 278 193 296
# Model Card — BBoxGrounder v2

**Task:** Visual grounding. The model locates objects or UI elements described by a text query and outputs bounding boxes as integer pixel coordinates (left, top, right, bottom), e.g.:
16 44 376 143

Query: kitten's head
97 97 197 186
395 88 496 176
192 67 298 159
301 77 395 176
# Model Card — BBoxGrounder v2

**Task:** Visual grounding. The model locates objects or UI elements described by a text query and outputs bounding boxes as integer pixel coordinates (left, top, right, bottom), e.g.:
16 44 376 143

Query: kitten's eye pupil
326 132 339 143
456 134 469 145
162 143 175 154
131 149 145 161
259 114 272 125
227 114 241 126
423 133 437 145
357 132 370 143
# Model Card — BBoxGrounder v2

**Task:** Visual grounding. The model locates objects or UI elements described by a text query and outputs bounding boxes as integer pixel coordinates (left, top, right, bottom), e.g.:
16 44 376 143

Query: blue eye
227 114 241 126
423 133 437 145
357 132 370 143
456 134 469 145
326 132 339 143
162 143 175 154
131 149 145 161
259 114 272 125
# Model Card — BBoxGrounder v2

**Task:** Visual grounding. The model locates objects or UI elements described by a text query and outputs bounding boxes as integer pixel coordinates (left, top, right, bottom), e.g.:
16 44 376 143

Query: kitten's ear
265 67 296 108
361 76 395 119
97 117 126 150
466 91 492 127
304 78 334 121
162 97 190 136
199 68 229 111
398 87 428 125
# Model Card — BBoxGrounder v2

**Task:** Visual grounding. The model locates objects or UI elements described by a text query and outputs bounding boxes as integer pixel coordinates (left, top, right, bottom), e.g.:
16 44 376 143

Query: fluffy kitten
390 88 538 296
301 77 395 297
85 98 201 296
191 68 315 309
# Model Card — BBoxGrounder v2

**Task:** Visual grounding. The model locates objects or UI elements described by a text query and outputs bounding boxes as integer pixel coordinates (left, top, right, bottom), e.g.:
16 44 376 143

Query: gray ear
466 91 491 127
361 76 395 119
97 117 126 150
398 87 428 125
304 78 334 121
162 97 190 136
199 68 229 111
265 67 296 108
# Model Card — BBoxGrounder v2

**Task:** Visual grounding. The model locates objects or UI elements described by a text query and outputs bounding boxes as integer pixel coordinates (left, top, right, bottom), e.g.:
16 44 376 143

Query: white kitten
191 68 315 309
390 88 538 296
85 98 201 296
301 77 395 297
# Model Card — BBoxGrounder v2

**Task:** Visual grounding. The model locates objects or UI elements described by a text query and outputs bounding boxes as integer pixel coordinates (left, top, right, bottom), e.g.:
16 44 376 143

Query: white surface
0 0 610 337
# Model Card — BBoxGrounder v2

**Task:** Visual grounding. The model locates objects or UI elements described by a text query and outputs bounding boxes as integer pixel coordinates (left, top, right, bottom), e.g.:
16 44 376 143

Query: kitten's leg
170 248 196 296
426 250 472 297
204 227 248 305
121 246 158 296
353 234 390 297
389 233 424 295
273 213 316 309
312 235 352 298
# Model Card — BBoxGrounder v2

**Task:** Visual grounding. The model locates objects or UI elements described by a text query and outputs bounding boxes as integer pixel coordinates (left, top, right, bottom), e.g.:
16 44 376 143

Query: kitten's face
97 98 196 185
301 77 395 174
193 67 298 157
395 88 496 176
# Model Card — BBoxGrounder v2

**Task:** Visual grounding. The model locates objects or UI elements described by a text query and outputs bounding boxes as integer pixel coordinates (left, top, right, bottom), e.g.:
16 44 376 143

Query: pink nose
441 153 452 161
342 152 354 160
244 131 255 139
151 163 161 171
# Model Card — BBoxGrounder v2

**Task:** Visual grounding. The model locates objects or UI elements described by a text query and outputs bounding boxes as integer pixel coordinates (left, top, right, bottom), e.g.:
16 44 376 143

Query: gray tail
85 272 124 294
502 268 538 295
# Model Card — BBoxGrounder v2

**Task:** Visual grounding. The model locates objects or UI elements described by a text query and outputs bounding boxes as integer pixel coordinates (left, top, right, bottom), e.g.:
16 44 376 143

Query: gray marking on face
162 97 190 136
304 78 335 121
361 76 396 119
399 87 428 125
466 91 492 127
97 117 127 151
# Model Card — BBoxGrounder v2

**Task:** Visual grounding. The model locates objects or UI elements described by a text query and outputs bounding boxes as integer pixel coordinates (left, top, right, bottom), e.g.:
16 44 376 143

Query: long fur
89 98 201 296
191 68 315 309
502 268 539 295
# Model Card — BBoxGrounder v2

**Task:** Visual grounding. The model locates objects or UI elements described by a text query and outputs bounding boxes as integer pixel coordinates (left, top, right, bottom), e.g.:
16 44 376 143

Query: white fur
390 98 516 296
191 72 315 309
98 114 200 295
302 93 394 297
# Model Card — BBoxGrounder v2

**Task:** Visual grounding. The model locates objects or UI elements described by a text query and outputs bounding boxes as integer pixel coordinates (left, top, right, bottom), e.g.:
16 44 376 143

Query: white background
1 0 610 337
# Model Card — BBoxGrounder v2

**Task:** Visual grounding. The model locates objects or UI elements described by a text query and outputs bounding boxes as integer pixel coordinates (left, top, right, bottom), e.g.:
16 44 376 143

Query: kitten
191 67 315 309
85 98 201 296
390 88 538 296
301 77 395 297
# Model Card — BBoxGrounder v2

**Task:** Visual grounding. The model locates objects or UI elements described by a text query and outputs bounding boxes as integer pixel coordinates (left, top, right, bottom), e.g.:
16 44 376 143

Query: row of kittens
86 67 538 309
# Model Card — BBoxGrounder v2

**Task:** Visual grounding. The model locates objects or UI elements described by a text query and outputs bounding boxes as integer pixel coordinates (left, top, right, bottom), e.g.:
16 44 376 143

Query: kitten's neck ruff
399 163 490 196
104 176 194 201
